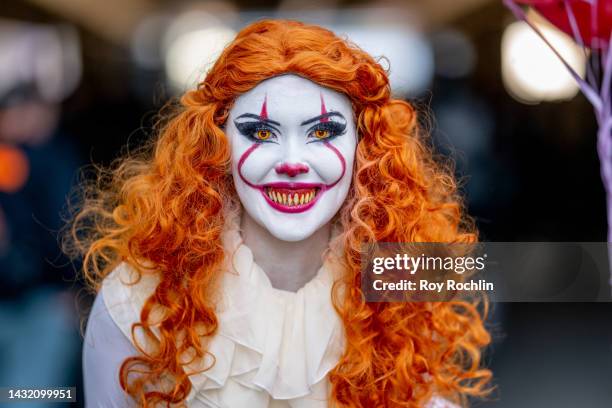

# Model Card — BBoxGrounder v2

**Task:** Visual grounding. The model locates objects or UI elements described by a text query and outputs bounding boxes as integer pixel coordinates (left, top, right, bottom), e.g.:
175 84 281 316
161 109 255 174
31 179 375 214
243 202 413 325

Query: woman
72 19 491 407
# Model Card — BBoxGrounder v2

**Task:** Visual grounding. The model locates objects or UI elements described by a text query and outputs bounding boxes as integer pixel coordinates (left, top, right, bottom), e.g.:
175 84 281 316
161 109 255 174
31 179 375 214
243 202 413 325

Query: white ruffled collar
102 209 345 406
180 212 345 404
102 214 458 407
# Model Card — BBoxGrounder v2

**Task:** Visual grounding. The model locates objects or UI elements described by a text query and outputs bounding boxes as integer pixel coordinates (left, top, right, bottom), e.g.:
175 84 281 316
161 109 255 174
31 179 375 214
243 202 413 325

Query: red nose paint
275 162 310 177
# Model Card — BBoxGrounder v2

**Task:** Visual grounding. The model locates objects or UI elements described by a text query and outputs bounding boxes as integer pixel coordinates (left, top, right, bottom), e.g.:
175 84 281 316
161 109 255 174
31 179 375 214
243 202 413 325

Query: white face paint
226 74 357 242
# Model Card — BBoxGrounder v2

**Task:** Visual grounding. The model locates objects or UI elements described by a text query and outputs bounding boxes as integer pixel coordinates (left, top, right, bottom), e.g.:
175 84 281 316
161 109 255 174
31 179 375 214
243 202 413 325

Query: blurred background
1 0 611 407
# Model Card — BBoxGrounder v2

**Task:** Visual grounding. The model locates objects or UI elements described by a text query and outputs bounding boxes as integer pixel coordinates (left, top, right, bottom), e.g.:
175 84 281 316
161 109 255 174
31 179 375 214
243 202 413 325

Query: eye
313 129 330 139
256 129 272 140
307 121 347 143
234 120 279 143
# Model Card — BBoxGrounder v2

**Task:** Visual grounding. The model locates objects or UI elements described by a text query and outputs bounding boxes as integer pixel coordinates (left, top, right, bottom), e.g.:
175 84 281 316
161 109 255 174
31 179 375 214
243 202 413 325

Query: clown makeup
226 74 357 242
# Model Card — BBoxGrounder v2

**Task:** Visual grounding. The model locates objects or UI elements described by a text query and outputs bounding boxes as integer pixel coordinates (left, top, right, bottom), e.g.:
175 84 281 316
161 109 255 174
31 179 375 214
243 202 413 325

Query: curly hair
67 19 491 407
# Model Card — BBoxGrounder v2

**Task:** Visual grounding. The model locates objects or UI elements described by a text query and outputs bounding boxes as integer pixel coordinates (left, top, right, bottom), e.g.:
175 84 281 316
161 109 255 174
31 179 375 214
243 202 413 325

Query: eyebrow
235 113 281 126
300 112 345 126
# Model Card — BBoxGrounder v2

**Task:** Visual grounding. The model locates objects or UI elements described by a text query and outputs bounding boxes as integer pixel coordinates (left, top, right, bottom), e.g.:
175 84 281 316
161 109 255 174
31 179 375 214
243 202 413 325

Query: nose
275 162 309 177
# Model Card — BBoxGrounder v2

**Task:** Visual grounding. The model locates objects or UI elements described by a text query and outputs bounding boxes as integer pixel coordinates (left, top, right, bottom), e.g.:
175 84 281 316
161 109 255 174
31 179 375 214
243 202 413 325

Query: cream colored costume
83 219 457 408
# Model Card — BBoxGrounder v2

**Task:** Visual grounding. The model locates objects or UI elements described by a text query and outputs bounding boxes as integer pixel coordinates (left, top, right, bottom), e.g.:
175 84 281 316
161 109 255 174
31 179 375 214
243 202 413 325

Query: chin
266 223 318 242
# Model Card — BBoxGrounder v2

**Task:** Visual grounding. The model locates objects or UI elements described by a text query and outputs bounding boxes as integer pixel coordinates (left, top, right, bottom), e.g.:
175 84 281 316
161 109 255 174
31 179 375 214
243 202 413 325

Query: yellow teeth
266 188 318 206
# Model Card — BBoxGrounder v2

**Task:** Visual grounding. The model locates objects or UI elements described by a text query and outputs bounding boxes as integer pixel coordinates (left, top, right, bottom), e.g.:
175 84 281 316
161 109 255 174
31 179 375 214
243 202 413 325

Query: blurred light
501 18 586 103
432 29 476 79
162 10 237 92
334 23 434 96
131 13 172 70
161 7 432 95
165 27 235 91
236 6 434 96
0 20 81 104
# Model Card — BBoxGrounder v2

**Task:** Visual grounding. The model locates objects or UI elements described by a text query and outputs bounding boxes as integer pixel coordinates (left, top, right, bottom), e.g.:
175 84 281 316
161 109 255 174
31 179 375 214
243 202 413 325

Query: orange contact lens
314 129 329 138
257 129 271 140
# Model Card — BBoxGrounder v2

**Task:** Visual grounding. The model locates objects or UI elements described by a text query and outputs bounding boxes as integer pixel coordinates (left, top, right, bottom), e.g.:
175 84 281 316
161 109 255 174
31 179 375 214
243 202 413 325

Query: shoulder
84 288 132 349
83 290 139 407
101 261 159 302
84 261 156 351
82 263 163 406
100 262 160 340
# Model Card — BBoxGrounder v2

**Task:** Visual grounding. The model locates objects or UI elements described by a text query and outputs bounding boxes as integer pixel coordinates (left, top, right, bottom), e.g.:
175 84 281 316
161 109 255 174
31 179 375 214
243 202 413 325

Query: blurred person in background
0 19 84 407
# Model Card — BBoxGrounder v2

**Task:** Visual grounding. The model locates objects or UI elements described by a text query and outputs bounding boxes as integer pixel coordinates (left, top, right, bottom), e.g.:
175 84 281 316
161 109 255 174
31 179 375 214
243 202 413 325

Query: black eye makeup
305 120 347 143
302 111 347 143
234 113 281 143
234 121 279 143
233 111 348 143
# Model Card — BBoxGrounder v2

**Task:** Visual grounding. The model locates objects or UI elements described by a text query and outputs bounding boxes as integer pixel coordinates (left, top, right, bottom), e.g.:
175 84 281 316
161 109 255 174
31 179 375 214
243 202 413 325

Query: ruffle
102 219 345 407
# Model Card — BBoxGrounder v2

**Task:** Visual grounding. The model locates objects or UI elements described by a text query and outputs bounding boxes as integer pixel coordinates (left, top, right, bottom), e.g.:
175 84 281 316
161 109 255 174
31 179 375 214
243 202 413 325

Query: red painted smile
260 182 322 213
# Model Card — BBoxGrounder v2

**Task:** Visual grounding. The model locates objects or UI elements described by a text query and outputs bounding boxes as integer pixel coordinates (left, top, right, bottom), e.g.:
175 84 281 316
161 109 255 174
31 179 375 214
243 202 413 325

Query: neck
240 211 331 292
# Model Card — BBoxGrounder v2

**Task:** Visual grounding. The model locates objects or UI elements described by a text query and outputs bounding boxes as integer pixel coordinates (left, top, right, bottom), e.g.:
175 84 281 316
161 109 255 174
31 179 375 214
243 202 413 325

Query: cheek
308 138 356 186
232 143 279 185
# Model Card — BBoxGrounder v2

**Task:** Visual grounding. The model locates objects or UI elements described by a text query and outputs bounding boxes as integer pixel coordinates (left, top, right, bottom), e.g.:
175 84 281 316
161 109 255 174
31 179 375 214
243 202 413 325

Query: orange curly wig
68 19 492 407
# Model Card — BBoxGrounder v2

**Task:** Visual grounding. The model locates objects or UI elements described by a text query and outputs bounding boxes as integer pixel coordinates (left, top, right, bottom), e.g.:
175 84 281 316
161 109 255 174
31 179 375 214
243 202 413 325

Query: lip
260 182 325 213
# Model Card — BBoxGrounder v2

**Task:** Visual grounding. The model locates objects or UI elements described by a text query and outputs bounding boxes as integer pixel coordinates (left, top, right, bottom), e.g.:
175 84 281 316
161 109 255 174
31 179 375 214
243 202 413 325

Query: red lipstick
260 182 322 213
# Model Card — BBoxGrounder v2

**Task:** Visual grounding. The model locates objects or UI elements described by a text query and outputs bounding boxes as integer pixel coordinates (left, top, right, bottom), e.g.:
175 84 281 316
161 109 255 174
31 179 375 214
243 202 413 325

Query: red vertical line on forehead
320 92 329 122
260 94 268 119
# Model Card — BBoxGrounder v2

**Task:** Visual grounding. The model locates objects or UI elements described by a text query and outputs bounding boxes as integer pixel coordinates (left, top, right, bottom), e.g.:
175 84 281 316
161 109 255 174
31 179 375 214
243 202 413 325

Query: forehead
230 74 353 119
